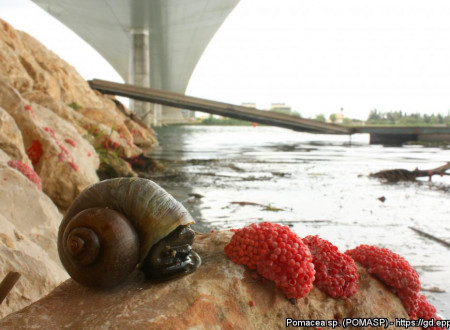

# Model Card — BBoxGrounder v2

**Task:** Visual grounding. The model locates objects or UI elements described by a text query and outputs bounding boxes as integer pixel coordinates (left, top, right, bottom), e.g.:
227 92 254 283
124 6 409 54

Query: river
149 125 450 316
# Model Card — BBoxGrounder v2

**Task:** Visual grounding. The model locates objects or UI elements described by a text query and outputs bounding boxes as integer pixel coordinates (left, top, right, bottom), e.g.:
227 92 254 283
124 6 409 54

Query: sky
1 0 450 120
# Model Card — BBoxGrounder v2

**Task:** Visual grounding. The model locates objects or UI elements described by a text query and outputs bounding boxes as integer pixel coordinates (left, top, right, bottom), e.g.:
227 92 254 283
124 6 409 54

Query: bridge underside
32 0 239 125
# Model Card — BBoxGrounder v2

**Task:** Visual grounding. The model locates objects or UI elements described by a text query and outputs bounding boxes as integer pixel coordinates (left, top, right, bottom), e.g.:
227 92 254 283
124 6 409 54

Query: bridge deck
89 79 350 134
351 125 450 135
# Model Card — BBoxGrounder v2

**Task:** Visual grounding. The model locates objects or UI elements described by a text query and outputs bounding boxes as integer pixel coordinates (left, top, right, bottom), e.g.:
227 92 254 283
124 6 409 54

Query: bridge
350 125 450 145
89 79 450 144
89 79 348 134
31 0 240 125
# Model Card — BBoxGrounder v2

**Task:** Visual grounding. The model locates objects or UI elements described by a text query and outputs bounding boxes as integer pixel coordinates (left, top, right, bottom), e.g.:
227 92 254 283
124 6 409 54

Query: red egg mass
224 222 315 299
346 244 420 291
7 160 42 190
26 140 43 166
414 294 441 329
303 235 358 298
64 138 77 147
346 244 427 319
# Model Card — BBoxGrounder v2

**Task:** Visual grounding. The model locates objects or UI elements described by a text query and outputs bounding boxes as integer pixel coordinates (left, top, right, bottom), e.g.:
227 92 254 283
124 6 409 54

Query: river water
150 125 450 315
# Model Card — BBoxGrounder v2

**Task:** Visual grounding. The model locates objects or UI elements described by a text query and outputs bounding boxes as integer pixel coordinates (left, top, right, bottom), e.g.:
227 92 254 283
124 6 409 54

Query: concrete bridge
89 79 349 134
89 79 450 144
32 0 240 125
350 125 450 145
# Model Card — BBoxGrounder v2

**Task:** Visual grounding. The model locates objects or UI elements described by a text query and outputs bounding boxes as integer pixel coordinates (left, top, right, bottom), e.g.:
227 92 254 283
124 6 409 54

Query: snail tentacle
141 225 201 280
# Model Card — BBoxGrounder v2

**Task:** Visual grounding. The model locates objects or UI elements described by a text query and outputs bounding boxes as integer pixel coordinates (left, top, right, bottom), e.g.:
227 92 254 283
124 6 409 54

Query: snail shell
58 177 196 288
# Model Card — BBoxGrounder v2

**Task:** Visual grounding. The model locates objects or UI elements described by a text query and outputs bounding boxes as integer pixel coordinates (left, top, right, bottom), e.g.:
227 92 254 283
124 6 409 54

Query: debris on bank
370 162 450 183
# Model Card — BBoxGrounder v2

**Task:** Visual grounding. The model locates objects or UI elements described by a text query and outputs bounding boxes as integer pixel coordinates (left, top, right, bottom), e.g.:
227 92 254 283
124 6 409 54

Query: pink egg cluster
346 244 440 323
224 222 315 299
303 235 358 298
7 160 42 190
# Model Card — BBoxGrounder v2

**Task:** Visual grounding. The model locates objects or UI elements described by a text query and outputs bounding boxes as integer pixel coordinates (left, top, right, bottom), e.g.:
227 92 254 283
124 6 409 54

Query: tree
315 114 326 122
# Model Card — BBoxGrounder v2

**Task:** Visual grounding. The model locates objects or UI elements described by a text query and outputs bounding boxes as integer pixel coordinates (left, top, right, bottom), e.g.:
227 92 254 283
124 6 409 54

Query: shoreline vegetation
191 110 450 127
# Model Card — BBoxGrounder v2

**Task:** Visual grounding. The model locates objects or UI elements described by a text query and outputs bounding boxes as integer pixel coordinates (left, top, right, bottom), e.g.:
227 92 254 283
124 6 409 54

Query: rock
128 154 167 173
0 149 62 263
0 107 31 166
0 19 157 155
0 150 68 318
0 21 34 93
0 231 409 329
0 149 10 163
0 78 99 208
124 117 158 149
82 120 142 159
23 91 144 159
77 105 133 143
97 152 137 180
0 247 68 319
22 91 88 135
108 95 159 148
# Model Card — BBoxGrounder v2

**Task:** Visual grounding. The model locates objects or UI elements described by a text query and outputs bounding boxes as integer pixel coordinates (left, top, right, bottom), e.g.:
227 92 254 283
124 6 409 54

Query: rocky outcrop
0 150 68 318
0 231 409 329
0 19 156 152
0 78 99 208
0 18 161 319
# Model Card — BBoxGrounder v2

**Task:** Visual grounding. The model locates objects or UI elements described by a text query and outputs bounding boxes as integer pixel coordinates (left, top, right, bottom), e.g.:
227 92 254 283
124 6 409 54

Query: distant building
329 108 345 124
241 102 257 109
269 103 292 114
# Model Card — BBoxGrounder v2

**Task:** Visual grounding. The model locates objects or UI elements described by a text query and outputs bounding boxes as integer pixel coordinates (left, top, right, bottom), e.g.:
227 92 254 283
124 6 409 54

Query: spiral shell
59 177 194 267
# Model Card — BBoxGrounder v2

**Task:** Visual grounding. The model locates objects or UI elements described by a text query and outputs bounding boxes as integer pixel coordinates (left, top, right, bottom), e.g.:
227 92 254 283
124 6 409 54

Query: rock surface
0 18 157 153
24 91 143 159
0 231 409 329
0 150 68 318
0 106 31 165
0 78 99 208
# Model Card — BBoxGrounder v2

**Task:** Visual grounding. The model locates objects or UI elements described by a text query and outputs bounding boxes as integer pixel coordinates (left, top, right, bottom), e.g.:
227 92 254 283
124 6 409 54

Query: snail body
58 177 201 288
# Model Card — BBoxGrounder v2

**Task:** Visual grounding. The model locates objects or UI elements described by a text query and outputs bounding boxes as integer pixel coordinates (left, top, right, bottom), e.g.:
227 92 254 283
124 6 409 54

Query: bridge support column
129 30 159 126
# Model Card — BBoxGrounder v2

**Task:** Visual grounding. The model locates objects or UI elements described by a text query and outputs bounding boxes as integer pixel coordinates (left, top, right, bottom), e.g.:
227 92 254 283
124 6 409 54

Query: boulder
23 91 144 159
0 149 62 263
0 231 408 329
0 106 31 166
0 150 68 318
0 78 99 208
107 95 159 148
97 152 137 180
124 117 158 149
22 91 88 135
